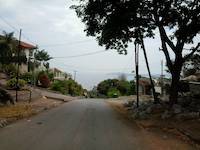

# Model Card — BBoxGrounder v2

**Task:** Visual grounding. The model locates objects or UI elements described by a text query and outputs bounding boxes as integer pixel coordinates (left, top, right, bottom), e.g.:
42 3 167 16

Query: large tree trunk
169 59 183 105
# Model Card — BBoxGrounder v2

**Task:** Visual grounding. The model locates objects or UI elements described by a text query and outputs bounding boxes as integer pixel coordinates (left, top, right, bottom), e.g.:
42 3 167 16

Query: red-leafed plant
39 74 50 88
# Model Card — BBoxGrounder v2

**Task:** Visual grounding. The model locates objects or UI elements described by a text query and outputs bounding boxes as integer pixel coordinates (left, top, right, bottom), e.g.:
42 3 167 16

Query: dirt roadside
0 97 71 128
107 99 200 149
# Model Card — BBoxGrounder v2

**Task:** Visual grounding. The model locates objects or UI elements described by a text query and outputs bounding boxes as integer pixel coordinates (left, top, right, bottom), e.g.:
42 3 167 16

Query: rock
124 101 135 107
131 112 140 119
146 107 152 114
172 104 182 114
176 112 200 120
161 110 172 119
146 104 164 114
0 120 8 128
139 111 149 119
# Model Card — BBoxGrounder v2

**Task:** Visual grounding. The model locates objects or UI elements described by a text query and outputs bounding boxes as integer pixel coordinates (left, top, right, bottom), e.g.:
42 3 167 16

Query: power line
40 39 93 47
53 50 108 59
51 59 133 73
0 15 36 45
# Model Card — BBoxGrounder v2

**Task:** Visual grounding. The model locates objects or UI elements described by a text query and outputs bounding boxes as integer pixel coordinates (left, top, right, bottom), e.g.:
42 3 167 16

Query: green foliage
0 31 27 65
34 50 52 70
0 88 14 104
1 64 17 78
117 80 131 96
97 79 135 97
50 80 67 94
20 72 33 83
72 0 199 52
72 0 200 103
107 88 121 98
50 79 85 96
0 31 14 64
129 80 136 95
183 53 200 77
47 72 54 81
6 78 26 89
35 50 52 61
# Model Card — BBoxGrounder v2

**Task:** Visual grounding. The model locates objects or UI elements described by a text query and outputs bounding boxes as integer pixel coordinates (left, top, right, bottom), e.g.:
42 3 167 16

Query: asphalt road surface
0 99 194 150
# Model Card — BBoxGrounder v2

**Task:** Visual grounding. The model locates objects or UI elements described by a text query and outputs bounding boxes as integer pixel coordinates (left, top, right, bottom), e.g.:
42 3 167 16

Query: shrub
50 79 84 96
0 88 14 104
107 88 121 98
39 74 50 88
2 64 17 78
50 80 66 94
20 72 33 83
6 78 26 89
97 79 135 97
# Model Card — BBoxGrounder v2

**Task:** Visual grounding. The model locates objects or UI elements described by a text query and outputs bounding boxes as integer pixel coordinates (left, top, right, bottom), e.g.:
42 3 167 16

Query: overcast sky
0 0 198 89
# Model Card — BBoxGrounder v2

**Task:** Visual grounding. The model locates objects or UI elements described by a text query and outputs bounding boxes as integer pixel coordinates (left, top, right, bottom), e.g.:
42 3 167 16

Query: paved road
0 99 194 150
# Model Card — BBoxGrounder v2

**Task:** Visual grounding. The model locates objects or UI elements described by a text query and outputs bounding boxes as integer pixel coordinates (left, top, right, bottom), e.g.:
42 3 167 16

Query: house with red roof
18 41 37 73
0 34 37 73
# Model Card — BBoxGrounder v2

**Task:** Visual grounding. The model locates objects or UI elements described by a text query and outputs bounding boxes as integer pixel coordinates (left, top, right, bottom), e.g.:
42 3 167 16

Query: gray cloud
0 0 171 89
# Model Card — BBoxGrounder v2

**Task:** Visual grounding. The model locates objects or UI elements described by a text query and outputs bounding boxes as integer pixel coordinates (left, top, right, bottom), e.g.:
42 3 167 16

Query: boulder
172 104 182 114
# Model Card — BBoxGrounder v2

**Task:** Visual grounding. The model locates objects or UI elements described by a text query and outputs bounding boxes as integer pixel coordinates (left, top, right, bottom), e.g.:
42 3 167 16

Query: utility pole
16 29 22 102
33 49 37 87
135 42 139 108
161 60 164 96
140 38 159 103
74 70 77 81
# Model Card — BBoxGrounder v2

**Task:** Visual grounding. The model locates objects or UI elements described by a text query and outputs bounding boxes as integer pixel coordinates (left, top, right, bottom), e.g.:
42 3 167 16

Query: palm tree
34 49 52 70
0 31 14 64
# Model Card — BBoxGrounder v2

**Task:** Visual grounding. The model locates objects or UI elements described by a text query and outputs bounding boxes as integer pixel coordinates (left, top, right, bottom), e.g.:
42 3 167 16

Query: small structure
139 80 152 95
50 68 71 81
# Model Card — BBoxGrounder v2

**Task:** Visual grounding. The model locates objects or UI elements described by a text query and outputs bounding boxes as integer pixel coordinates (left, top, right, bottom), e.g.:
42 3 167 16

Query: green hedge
6 78 26 89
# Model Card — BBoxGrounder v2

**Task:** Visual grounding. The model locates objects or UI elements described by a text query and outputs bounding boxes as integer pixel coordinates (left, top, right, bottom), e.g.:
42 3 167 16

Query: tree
0 31 27 66
0 31 14 64
34 49 52 70
97 79 134 97
72 0 200 105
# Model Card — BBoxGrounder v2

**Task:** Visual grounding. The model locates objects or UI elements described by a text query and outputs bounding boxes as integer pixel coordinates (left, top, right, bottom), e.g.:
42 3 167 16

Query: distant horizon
75 72 171 90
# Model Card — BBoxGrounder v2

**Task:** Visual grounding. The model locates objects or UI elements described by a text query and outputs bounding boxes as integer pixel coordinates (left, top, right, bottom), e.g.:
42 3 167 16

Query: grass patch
0 104 35 119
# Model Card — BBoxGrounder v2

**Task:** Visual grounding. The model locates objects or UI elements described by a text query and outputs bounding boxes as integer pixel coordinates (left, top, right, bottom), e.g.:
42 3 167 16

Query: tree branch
159 26 176 53
183 43 200 61
159 33 173 72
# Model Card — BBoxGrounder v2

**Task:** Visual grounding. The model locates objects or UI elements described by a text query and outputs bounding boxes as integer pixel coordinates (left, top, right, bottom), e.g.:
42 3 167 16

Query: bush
1 64 17 78
50 79 85 96
20 72 33 83
0 88 14 104
39 74 50 88
6 78 26 89
107 88 121 98
96 79 135 97
50 80 66 94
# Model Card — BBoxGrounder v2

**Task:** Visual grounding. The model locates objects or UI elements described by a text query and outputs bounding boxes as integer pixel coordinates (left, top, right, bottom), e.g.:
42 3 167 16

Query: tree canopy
34 49 52 62
97 79 135 97
72 0 200 104
0 31 27 65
